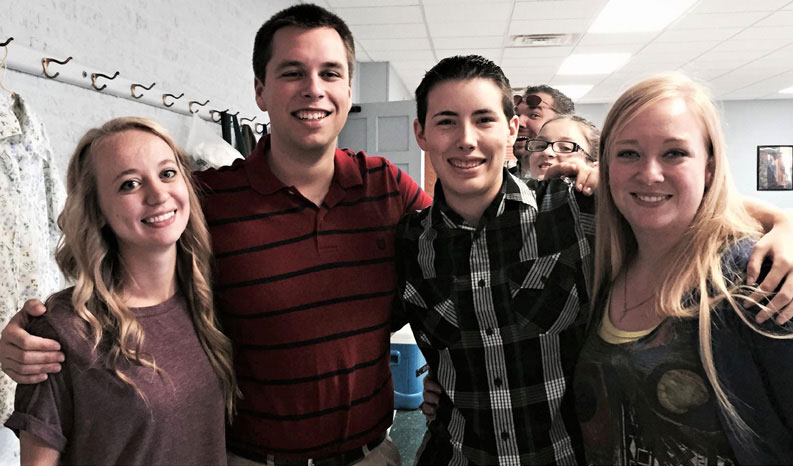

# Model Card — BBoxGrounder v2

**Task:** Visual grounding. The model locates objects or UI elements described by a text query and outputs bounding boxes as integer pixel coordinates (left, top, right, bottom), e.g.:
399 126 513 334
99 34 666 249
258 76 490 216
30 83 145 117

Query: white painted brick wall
3 0 297 178
1 1 297 459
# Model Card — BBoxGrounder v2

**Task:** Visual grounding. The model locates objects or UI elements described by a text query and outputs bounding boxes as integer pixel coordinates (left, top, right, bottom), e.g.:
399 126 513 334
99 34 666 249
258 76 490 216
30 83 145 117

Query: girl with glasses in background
519 114 600 181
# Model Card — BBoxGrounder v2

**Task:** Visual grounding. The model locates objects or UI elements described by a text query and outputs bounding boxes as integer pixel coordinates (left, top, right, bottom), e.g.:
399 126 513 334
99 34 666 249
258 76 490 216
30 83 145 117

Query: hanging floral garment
0 94 66 422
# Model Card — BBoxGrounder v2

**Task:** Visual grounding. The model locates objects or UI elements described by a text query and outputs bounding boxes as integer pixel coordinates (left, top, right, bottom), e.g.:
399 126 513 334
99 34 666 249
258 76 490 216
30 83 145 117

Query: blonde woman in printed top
574 72 793 466
4 117 237 465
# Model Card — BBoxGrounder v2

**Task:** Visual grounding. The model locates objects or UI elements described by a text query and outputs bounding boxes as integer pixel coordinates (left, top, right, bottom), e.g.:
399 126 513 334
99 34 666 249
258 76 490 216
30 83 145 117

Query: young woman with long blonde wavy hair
574 73 793 465
5 117 237 465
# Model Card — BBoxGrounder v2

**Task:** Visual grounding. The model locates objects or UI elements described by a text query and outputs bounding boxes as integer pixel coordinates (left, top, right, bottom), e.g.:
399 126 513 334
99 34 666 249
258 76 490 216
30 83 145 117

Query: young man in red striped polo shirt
0 4 431 465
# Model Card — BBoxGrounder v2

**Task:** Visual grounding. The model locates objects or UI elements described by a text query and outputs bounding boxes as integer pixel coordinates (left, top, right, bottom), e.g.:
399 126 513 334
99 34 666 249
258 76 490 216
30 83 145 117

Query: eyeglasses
525 139 588 155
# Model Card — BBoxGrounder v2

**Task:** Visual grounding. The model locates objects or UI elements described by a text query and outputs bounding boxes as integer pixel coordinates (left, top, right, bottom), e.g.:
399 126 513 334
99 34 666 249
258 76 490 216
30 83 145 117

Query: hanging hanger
0 37 17 97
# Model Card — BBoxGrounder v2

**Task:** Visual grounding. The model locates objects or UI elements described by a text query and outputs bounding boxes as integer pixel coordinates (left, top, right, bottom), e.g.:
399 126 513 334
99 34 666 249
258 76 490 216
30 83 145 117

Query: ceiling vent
509 33 579 47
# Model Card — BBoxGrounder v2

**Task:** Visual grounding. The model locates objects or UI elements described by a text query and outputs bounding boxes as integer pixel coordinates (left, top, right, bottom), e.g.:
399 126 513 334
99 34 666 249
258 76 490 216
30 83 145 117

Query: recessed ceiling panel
333 6 423 24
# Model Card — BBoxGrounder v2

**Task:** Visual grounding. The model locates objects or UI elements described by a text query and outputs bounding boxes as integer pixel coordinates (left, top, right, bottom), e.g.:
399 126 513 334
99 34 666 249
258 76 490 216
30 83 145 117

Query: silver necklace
619 267 655 322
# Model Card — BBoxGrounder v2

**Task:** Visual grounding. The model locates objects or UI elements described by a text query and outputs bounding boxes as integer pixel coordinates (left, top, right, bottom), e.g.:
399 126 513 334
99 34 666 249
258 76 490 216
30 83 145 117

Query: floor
390 409 427 465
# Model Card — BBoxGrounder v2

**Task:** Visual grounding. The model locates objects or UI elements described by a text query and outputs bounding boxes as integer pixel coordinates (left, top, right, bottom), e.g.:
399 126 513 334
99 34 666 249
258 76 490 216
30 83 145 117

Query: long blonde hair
593 72 784 436
54 117 237 417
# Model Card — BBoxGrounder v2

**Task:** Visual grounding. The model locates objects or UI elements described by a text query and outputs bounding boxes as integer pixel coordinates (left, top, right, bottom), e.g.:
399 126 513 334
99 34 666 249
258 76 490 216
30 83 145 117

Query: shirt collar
245 135 364 196
431 168 538 229
504 168 538 212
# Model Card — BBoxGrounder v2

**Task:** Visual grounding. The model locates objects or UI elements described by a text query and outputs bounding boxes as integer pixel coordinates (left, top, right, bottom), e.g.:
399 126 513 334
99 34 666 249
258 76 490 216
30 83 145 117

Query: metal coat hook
0 38 14 96
189 99 209 113
131 82 155 99
210 109 229 122
91 71 120 91
229 111 239 117
41 56 73 79
162 92 184 107
255 122 269 134
241 116 257 124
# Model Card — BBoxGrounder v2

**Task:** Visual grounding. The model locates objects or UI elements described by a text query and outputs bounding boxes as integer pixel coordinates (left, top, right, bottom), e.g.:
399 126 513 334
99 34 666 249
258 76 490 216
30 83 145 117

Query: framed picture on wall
757 145 793 191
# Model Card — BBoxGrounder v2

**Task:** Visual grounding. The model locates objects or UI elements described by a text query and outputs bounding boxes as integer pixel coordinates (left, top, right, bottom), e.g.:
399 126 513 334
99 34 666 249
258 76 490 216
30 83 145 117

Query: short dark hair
415 55 514 128
252 4 355 83
523 84 575 115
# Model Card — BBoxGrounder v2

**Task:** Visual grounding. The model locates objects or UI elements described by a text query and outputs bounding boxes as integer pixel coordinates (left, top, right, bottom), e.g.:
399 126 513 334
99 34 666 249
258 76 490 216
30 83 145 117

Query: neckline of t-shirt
599 292 660 344
129 293 183 317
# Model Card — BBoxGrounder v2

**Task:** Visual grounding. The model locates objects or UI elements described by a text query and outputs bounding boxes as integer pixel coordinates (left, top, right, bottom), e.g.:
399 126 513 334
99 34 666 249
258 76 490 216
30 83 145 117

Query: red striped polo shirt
195 136 431 460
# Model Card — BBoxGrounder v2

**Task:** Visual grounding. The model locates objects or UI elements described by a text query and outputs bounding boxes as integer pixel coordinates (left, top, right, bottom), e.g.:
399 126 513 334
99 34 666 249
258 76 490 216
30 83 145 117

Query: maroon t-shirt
5 290 226 465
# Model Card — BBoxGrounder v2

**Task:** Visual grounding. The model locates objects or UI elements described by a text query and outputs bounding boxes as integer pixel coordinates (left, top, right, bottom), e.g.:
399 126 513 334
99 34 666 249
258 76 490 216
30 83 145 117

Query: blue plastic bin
390 327 427 410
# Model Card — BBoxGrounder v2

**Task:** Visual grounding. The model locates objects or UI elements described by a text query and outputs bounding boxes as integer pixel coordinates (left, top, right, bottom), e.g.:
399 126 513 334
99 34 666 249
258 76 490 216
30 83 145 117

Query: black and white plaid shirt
395 170 595 465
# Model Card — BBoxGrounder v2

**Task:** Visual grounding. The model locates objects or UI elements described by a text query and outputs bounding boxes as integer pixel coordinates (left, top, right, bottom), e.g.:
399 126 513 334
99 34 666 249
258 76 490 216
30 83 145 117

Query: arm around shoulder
0 299 64 384
4 310 72 454
742 199 793 322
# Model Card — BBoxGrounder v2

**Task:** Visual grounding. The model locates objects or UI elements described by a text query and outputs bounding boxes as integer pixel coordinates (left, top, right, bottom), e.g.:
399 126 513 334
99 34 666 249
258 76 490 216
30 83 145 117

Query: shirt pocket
402 275 461 349
507 253 584 335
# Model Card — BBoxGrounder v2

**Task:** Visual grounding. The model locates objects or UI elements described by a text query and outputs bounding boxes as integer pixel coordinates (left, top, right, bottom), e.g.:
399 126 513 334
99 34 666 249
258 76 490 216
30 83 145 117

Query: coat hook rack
4 42 225 122
130 82 155 99
41 56 73 79
255 122 269 134
189 99 209 113
162 92 184 107
210 109 229 122
91 70 120 91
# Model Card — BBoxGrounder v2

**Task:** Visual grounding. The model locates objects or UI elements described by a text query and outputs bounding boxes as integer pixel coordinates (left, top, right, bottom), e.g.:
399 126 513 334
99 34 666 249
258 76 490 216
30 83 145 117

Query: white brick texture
3 0 297 178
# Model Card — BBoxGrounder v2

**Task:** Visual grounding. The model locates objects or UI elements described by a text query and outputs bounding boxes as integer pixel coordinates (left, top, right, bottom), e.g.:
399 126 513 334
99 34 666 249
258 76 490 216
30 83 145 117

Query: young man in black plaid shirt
394 56 793 466
393 55 598 465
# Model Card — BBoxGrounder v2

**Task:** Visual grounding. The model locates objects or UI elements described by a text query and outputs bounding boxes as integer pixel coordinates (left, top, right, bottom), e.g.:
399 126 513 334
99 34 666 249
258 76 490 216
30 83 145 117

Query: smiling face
254 26 352 158
516 92 557 139
608 97 712 240
513 126 532 178
529 118 591 179
93 130 190 259
415 78 518 219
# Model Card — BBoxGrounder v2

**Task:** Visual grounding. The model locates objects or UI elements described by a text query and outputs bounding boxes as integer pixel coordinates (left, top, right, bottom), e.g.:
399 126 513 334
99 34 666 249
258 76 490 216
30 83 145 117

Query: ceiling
314 0 793 103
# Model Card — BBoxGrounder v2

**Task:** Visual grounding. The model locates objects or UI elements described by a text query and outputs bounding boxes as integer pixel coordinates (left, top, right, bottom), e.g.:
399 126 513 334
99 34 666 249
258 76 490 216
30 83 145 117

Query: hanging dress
0 93 66 423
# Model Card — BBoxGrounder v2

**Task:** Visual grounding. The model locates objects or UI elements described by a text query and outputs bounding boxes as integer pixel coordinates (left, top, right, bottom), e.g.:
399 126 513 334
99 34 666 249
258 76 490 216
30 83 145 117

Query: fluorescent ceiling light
589 0 697 34
780 86 793 94
557 53 631 75
555 85 594 100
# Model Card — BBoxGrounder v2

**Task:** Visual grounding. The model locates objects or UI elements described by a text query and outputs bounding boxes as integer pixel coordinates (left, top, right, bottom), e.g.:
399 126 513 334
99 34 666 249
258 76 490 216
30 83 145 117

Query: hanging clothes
220 112 254 157
0 94 66 423
183 113 242 170
220 111 233 146
240 123 257 158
